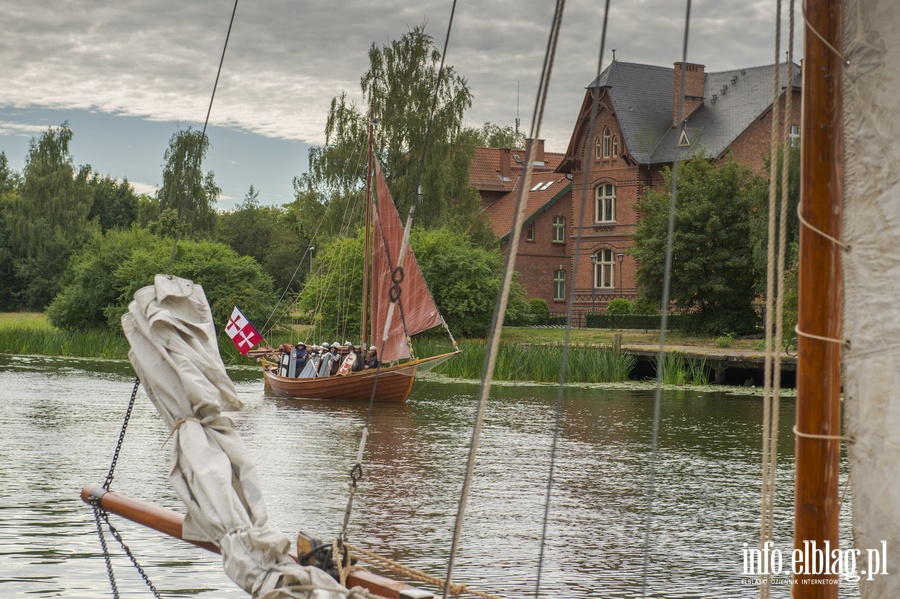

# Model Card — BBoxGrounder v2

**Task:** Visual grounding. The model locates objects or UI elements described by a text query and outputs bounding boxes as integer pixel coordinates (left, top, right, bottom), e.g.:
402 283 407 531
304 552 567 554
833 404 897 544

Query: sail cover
122 275 345 599
370 161 443 362
842 1 900 596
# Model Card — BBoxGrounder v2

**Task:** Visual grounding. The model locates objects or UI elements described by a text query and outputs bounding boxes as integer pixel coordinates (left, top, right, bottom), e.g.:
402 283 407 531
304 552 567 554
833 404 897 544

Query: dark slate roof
588 61 801 165
651 63 801 163
589 62 675 164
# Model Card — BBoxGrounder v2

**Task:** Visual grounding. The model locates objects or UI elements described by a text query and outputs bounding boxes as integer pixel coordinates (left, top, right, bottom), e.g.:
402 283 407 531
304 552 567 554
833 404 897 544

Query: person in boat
293 342 309 377
329 343 341 375
363 347 379 369
351 344 365 372
317 342 335 377
337 343 359 375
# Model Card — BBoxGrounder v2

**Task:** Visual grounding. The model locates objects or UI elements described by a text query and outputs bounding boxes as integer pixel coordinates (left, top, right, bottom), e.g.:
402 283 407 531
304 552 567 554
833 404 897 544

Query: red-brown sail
370 160 443 363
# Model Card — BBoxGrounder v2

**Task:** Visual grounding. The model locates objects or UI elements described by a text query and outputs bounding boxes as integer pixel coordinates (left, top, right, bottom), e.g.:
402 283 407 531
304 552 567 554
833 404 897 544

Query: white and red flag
225 306 262 355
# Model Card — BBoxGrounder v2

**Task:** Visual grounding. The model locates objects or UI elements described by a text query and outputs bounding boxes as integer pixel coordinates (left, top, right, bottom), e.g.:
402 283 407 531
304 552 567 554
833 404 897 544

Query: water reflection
0 355 855 598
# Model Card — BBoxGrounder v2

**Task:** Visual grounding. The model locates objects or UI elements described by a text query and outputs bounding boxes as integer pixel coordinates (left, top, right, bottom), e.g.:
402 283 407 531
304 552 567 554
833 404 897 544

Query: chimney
528 138 546 165
499 148 511 180
673 62 706 127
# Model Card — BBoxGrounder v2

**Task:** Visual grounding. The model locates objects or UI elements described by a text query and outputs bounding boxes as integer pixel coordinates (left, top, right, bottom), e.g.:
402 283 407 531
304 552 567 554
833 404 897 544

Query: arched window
554 269 567 300
594 135 602 159
595 183 616 222
593 249 615 289
611 134 619 157
552 215 566 243
602 126 612 158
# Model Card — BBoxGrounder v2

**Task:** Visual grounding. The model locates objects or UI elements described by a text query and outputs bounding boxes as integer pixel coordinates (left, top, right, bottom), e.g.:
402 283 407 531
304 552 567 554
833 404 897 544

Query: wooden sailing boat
259 126 459 403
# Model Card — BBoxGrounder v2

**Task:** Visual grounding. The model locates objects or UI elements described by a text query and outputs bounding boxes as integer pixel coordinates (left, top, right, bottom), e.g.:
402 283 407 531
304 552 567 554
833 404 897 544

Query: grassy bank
0 313 715 384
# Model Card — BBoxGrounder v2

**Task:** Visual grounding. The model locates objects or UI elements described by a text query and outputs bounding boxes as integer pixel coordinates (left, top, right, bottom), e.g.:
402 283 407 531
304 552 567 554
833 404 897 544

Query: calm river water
0 354 858 598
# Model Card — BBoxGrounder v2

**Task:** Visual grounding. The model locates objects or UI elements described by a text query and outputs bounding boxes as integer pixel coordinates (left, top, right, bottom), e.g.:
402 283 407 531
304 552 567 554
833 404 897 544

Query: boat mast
362 103 374 347
794 0 842 595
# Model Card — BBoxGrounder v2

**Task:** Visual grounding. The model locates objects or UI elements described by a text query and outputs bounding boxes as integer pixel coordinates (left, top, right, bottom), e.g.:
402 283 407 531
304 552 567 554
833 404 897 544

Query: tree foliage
157 128 219 238
297 227 515 341
6 124 98 308
88 173 139 232
217 185 312 294
467 122 526 149
632 154 764 334
47 228 277 331
292 24 492 246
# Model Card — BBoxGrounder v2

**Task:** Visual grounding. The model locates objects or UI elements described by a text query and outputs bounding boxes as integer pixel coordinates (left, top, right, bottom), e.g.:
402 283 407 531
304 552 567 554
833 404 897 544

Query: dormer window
594 136 602 160
611 135 619 157
602 127 612 158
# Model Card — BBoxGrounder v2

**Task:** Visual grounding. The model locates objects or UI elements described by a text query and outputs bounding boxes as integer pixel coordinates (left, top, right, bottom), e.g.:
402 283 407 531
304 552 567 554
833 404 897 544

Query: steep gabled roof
570 60 802 167
589 61 675 164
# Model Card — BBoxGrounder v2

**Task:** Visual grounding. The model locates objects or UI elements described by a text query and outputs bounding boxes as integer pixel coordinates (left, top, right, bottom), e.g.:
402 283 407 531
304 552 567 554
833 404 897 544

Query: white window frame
554 269 567 300
593 249 615 289
552 215 566 243
595 183 616 223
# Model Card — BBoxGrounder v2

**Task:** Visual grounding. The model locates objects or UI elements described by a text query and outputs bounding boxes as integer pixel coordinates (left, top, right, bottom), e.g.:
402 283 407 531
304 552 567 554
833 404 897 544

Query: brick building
472 59 801 318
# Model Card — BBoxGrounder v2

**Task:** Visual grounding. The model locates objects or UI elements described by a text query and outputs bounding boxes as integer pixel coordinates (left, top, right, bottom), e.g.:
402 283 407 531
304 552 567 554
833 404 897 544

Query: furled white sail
842 1 900 596
122 275 346 599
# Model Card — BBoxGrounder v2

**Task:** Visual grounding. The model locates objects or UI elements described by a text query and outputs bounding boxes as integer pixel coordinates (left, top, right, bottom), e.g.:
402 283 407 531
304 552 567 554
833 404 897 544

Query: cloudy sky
0 0 800 209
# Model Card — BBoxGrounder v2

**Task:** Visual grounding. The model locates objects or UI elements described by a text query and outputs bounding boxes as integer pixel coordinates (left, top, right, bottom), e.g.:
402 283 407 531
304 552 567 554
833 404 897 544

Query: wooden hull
262 352 456 402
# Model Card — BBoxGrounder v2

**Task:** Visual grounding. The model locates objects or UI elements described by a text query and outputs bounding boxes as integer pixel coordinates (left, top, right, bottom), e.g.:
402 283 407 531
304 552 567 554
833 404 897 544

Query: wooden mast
794 0 842 595
362 103 374 347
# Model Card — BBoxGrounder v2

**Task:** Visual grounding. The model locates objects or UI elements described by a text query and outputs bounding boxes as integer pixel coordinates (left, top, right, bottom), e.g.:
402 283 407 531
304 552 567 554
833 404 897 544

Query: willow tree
157 128 219 238
293 24 490 243
6 124 97 308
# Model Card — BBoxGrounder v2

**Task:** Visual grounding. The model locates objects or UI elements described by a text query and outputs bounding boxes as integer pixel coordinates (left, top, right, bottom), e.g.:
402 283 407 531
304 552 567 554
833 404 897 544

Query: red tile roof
470 144 569 238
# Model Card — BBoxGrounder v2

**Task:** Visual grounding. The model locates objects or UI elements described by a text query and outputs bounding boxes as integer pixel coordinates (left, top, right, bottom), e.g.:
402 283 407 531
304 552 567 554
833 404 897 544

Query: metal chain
98 506 163 598
103 377 141 489
92 503 120 599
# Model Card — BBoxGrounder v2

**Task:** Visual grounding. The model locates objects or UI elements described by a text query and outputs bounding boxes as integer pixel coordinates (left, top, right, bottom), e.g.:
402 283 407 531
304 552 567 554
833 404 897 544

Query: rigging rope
534 1 610 597
338 0 461 562
443 3 566 598
759 3 796 597
640 2 692 597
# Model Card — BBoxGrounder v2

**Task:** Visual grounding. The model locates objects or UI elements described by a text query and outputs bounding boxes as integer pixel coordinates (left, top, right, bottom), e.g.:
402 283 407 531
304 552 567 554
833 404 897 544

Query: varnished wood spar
81 485 432 599
795 0 843 596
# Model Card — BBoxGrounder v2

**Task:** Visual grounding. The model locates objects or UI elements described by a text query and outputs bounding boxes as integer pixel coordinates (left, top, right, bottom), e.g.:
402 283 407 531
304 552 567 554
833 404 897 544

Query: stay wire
443 2 565 598
340 2 459 550
641 1 692 596
166 0 240 275
535 1 610 597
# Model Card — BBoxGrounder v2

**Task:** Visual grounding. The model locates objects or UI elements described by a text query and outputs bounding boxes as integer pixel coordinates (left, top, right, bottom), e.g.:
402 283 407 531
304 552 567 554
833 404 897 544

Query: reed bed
0 325 253 365
652 352 710 386
0 328 131 359
414 339 637 384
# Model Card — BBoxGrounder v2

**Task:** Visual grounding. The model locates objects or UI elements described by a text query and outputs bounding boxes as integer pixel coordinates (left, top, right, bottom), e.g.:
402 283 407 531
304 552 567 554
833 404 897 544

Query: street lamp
309 247 315 276
616 252 625 296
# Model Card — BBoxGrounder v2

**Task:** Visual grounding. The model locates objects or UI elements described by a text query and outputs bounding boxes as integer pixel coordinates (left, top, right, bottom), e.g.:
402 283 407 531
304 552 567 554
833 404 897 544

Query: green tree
467 122 526 148
0 151 20 194
292 24 491 244
157 128 219 238
7 124 98 308
88 173 139 232
298 227 514 340
217 186 311 294
47 229 277 331
632 154 764 334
